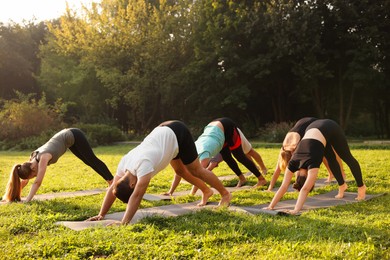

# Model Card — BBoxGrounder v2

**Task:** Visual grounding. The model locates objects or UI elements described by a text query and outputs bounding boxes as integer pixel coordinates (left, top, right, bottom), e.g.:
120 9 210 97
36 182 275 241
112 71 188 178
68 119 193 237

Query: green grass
0 145 389 259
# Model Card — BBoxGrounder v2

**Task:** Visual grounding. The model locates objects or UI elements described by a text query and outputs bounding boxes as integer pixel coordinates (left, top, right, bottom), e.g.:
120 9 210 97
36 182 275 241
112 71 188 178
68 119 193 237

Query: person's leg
163 120 228 203
326 122 366 200
220 147 247 186
185 159 232 206
231 147 267 187
237 128 267 173
323 144 347 198
170 160 213 206
69 129 113 183
335 151 346 180
247 149 267 174
322 157 334 182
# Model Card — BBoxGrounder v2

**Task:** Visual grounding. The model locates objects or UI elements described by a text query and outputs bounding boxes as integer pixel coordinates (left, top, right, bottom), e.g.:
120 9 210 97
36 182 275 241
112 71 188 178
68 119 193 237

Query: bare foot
356 185 367 201
253 177 267 188
325 177 333 183
218 192 232 207
335 183 348 199
285 209 299 215
262 206 273 210
236 175 247 187
198 188 214 206
161 192 172 196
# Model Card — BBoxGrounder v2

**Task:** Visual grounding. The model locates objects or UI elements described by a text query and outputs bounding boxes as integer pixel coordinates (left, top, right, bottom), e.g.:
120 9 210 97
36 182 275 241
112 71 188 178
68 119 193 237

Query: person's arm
206 161 218 171
121 173 152 224
21 179 29 189
264 169 294 209
162 174 182 195
289 168 318 214
86 175 122 221
267 163 281 191
24 153 51 202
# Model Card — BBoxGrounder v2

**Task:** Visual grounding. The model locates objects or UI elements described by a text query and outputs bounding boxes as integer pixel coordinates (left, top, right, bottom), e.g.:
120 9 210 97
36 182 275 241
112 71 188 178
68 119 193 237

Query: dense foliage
1 0 389 137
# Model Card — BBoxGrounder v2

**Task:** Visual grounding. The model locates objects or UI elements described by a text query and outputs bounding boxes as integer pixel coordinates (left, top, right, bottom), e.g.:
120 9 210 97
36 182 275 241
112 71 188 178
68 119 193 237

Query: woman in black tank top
265 119 366 215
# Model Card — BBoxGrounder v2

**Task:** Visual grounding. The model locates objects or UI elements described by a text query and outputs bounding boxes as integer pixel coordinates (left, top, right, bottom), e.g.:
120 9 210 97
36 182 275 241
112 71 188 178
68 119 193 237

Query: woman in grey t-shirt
2 128 113 202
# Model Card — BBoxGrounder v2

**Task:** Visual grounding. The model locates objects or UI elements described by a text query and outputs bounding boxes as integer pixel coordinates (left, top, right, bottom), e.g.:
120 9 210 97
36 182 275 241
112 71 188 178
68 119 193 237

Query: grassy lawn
0 144 389 259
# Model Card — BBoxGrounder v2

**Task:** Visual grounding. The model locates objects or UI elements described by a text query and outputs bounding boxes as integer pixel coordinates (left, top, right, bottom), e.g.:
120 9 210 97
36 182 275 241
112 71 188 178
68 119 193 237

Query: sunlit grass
0 144 389 259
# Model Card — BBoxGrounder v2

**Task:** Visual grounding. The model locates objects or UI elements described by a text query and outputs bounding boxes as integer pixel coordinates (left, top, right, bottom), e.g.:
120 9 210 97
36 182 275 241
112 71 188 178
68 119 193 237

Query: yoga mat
159 185 253 198
144 178 344 202
0 188 107 205
0 178 350 204
180 172 253 184
57 191 381 231
267 178 353 193
241 191 382 216
57 202 222 231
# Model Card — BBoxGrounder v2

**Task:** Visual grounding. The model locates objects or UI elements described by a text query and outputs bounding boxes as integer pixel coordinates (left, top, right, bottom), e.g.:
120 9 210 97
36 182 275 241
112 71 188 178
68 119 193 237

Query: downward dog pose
2 128 113 202
198 117 267 187
267 117 345 191
207 128 267 174
163 118 267 196
264 119 366 214
86 120 232 225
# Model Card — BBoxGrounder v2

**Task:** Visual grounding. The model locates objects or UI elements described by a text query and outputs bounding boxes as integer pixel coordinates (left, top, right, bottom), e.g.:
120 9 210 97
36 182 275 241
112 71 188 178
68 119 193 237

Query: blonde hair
278 149 292 172
282 132 301 152
3 163 32 202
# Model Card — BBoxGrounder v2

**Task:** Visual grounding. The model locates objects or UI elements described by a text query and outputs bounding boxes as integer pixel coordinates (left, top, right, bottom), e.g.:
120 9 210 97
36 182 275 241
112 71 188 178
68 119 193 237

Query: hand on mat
262 206 273 210
160 192 172 196
85 215 104 221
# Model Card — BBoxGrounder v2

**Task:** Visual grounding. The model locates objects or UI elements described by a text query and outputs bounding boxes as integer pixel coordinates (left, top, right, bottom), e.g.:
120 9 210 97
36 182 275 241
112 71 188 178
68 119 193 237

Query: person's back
289 117 318 138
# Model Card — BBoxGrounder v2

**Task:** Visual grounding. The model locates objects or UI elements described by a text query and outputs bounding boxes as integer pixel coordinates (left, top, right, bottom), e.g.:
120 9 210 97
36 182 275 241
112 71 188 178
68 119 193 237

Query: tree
0 21 46 99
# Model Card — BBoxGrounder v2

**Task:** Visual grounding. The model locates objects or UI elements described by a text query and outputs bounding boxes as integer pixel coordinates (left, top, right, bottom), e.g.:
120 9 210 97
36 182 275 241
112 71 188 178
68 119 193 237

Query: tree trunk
344 86 355 132
312 84 324 118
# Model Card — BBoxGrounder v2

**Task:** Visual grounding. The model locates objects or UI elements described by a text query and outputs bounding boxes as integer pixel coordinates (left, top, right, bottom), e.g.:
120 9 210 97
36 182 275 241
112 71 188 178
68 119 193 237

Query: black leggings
215 118 262 178
220 146 262 178
69 129 113 181
307 119 364 187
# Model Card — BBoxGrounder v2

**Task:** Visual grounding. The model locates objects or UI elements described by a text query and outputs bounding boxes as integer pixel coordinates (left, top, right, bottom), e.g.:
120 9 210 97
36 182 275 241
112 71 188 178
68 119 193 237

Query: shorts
195 125 224 161
161 121 198 165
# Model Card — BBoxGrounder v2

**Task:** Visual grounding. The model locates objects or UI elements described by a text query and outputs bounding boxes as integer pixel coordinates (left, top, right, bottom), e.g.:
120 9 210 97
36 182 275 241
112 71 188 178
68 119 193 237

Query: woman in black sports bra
265 119 366 214
267 117 346 191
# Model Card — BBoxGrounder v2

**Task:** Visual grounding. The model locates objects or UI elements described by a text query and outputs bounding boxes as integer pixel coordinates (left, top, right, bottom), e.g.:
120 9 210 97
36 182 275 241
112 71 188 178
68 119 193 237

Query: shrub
8 130 59 151
258 121 293 143
75 123 126 146
0 93 62 142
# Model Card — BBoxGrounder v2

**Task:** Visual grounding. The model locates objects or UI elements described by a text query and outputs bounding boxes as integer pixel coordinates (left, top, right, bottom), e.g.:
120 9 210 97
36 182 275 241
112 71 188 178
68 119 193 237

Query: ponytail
3 163 32 202
278 149 292 172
